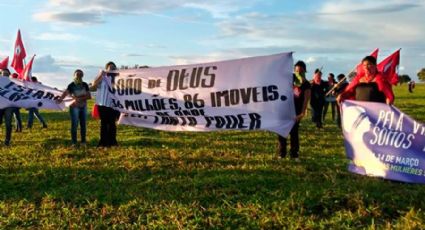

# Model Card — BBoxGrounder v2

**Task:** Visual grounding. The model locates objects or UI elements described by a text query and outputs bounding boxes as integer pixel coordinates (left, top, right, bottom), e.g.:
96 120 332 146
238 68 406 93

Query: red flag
0 56 9 69
11 30 27 74
377 49 400 85
21 54 35 81
355 48 379 76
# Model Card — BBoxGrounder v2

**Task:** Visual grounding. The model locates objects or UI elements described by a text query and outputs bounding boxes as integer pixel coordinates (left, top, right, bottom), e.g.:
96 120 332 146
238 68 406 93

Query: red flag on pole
377 49 400 85
11 30 27 75
0 56 9 69
21 54 35 81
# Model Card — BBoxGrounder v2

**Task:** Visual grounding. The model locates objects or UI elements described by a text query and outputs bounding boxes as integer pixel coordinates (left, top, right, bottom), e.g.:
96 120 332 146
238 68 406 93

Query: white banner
102 53 296 136
0 77 72 110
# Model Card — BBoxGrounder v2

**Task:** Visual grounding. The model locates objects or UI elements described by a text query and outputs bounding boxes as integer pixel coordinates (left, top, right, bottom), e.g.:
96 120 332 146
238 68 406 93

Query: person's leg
277 135 288 158
109 109 119 146
4 108 14 146
79 106 87 143
27 108 35 128
331 102 336 121
70 107 78 145
0 109 4 126
323 101 329 122
34 109 47 128
13 108 22 132
336 104 342 129
98 106 109 146
289 121 300 158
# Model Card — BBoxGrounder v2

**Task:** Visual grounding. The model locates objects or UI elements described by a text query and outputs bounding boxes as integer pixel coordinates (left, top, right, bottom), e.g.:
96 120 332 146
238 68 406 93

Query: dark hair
74 69 84 77
294 60 307 72
31 76 38 82
1 68 10 76
362 56 377 65
314 68 322 74
105 61 117 70
329 73 335 78
337 73 345 81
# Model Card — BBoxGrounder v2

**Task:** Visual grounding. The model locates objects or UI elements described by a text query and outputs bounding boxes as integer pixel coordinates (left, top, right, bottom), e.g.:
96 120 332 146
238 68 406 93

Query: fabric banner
342 100 425 184
0 77 72 110
101 52 296 136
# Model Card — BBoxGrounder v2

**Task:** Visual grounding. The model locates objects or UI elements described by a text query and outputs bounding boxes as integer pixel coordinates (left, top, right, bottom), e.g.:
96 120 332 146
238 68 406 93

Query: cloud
34 32 81 41
34 0 256 25
33 55 63 72
34 11 105 25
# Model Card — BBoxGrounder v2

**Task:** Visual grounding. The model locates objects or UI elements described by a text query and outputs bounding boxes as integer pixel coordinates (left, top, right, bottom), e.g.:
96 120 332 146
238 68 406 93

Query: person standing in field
90 61 120 147
27 76 48 129
323 73 337 122
333 74 349 128
310 69 327 128
277 60 311 160
57 69 91 147
0 68 16 146
10 72 22 132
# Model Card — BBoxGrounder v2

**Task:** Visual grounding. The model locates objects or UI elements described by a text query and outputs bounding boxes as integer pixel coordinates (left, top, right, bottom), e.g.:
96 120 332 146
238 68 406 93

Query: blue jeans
70 106 87 144
27 108 47 128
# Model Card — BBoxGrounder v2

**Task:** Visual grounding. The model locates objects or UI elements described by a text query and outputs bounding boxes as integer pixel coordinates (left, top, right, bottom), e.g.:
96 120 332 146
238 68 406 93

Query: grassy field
1 84 424 229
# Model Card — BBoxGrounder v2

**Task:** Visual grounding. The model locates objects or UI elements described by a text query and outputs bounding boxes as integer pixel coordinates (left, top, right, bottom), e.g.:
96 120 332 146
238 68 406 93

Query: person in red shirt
337 56 394 105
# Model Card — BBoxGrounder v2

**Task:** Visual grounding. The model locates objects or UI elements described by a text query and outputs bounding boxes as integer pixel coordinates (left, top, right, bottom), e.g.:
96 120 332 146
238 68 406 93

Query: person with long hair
337 56 394 104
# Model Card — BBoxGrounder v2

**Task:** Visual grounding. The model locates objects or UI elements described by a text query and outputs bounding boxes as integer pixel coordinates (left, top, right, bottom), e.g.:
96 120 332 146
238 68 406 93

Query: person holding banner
277 61 311 160
337 56 394 105
10 73 23 132
27 77 48 129
57 69 91 147
0 68 16 146
90 61 120 147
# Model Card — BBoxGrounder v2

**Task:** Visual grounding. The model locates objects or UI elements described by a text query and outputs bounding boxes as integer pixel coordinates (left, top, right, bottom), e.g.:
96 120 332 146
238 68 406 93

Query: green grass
1 84 424 229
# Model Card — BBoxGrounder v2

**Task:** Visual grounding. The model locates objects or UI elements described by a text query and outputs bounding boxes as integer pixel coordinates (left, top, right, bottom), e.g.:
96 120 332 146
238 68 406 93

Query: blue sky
1 0 424 88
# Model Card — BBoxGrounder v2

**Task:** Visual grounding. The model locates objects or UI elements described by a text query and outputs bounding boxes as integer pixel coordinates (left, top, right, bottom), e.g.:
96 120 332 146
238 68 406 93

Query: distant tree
418 68 425 82
398 74 411 85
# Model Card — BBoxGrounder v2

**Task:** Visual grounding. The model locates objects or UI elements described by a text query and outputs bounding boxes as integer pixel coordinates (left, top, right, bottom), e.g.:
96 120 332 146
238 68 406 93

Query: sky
0 0 424 88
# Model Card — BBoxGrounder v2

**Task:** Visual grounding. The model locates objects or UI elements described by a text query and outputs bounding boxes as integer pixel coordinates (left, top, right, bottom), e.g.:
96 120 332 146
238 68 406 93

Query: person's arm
90 70 105 91
296 88 311 122
56 90 70 103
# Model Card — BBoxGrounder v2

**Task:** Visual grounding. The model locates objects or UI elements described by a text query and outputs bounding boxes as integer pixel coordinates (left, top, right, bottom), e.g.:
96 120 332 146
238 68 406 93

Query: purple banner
342 100 425 184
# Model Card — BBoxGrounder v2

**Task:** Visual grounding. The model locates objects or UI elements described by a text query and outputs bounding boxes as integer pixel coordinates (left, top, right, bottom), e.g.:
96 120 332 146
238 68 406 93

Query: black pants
98 106 120 147
277 121 300 158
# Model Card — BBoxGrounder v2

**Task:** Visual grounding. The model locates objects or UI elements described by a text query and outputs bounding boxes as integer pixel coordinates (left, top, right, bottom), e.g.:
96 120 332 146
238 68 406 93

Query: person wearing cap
277 60 311 160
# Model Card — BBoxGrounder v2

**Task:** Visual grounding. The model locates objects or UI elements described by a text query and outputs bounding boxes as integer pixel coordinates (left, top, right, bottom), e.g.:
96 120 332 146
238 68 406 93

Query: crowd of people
0 61 120 147
277 55 395 160
1 57 396 155
0 69 49 146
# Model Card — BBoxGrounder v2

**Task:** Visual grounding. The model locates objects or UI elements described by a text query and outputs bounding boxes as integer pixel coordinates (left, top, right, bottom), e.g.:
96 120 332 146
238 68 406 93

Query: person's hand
336 95 342 105
295 112 305 122
386 98 392 105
